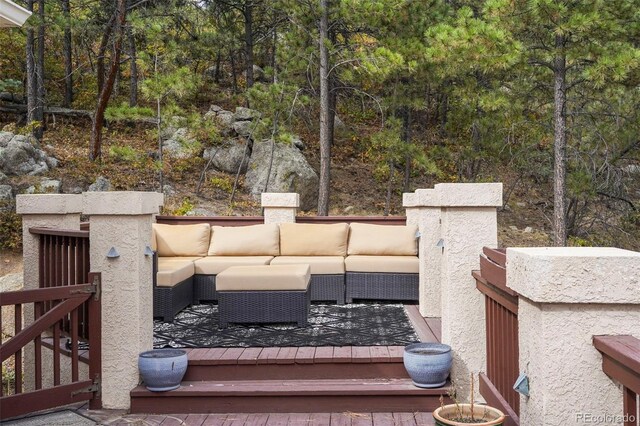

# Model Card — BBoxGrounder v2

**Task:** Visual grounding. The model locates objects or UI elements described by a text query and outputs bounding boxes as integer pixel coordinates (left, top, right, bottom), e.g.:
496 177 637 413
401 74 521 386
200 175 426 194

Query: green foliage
109 145 139 162
210 175 234 193
367 118 438 183
171 198 195 216
105 103 154 121
0 210 22 251
0 79 20 93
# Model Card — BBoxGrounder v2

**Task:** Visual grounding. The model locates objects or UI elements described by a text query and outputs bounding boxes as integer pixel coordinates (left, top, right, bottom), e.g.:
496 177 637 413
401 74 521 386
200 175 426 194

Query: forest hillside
0 0 638 251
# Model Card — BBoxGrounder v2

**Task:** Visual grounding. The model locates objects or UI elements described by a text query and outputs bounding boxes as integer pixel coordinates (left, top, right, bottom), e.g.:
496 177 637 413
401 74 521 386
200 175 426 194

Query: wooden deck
96 411 435 425
130 306 447 415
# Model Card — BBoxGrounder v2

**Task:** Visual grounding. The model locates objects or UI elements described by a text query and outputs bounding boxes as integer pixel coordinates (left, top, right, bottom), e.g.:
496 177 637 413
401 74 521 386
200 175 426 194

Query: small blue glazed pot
403 343 452 388
138 349 188 392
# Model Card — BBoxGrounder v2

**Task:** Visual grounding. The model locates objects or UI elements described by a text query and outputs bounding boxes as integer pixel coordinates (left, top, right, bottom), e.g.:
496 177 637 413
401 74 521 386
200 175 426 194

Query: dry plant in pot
432 374 506 426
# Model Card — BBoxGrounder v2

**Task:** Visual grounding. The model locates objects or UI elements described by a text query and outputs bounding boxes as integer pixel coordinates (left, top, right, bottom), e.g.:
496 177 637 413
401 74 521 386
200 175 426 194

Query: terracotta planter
433 404 505 426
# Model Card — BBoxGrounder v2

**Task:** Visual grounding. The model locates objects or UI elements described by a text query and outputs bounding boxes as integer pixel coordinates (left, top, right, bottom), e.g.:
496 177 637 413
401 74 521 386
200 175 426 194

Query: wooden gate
0 227 101 420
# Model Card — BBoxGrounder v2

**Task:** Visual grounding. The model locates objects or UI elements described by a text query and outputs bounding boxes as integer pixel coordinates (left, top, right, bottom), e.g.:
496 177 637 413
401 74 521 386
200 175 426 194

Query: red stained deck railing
29 227 91 340
473 247 519 426
155 215 264 226
155 215 407 226
594 335 640 426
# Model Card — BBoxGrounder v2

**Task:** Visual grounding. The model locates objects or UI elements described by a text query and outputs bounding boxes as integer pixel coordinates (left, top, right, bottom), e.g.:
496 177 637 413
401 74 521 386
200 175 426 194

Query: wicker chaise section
193 274 217 304
310 274 345 304
216 264 311 328
218 290 310 328
345 272 418 303
154 276 194 322
153 254 196 322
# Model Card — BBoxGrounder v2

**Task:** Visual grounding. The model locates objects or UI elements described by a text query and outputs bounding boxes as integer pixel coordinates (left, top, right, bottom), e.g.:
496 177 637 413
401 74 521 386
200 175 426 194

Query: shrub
109 145 139 162
210 175 233 193
0 210 22 251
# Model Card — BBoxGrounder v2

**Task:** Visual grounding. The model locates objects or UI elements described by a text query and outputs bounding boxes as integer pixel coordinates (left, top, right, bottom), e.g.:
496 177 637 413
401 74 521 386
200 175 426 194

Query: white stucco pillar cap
82 191 163 215
403 183 503 207
16 194 82 215
261 192 300 208
507 247 640 304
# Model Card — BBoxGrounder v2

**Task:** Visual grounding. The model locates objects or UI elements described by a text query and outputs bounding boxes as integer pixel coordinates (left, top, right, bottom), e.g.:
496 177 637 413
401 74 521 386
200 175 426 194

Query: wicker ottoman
216 264 311 328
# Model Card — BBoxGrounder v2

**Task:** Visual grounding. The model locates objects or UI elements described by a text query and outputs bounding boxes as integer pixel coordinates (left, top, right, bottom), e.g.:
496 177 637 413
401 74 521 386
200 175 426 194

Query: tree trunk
230 51 238 93
244 1 254 88
34 0 45 140
553 34 568 246
271 26 277 83
384 160 394 216
128 26 138 106
25 0 37 134
214 49 222 83
401 106 412 192
97 12 116 94
90 0 127 161
317 0 331 216
62 0 73 108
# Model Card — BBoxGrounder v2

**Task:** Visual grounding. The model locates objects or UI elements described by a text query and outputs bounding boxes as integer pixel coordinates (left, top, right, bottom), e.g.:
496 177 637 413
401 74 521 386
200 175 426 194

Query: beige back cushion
279 223 349 256
153 223 211 257
348 223 418 255
208 224 280 256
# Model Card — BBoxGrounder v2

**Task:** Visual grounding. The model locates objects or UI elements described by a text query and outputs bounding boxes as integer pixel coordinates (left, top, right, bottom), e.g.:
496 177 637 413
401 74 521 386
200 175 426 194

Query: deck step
130 378 450 414
183 346 411 381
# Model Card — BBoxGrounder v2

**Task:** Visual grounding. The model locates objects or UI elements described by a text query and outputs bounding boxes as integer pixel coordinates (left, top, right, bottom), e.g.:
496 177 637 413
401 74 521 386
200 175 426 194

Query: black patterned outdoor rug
153 303 420 348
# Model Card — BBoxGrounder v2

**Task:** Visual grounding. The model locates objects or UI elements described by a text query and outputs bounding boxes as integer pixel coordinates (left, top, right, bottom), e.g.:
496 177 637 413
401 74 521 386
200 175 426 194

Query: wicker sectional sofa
152 221 419 321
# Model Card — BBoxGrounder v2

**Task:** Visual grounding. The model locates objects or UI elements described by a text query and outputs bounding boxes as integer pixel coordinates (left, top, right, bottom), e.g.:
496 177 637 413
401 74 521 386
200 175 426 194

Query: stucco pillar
261 192 299 224
438 183 502 400
82 191 163 409
403 189 443 317
508 247 640 426
16 194 83 391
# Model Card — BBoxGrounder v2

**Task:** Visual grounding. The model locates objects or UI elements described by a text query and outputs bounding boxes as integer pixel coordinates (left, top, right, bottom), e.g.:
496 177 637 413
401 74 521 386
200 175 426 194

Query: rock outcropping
245 139 319 211
0 131 58 176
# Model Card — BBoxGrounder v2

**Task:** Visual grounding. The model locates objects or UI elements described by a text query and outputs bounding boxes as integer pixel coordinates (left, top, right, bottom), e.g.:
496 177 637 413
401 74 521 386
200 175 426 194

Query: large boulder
163 128 200 159
203 138 250 174
0 131 57 176
25 178 62 194
88 176 111 192
234 107 260 122
232 120 256 138
245 139 319 211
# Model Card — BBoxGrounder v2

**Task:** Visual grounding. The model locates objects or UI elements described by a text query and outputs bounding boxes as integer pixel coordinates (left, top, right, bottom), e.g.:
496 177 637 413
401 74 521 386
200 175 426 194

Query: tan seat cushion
345 255 419 273
217 264 311 291
156 260 195 288
270 256 345 274
153 223 211 257
348 223 418 256
209 224 279 256
158 256 203 264
279 223 349 256
193 256 274 275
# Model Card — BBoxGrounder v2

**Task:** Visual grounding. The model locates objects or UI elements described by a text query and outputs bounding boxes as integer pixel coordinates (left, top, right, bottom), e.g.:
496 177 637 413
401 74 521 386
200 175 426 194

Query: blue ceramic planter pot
138 349 188 392
403 343 452 388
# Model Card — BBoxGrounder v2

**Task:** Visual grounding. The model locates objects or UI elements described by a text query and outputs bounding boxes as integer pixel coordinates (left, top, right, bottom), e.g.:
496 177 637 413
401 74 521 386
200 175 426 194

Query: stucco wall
509 247 640 426
16 194 82 392
519 300 640 426
441 207 497 399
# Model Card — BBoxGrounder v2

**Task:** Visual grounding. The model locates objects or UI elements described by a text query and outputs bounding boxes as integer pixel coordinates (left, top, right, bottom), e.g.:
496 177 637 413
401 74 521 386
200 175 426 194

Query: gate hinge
71 378 101 397
70 286 96 295
92 274 101 301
